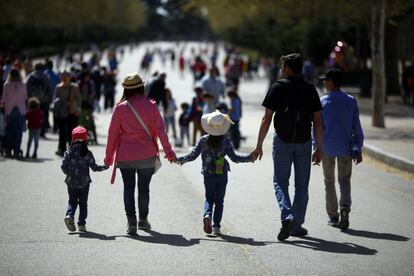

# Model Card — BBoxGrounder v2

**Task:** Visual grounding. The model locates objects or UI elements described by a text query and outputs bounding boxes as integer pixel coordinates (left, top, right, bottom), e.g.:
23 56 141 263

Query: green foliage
0 0 146 52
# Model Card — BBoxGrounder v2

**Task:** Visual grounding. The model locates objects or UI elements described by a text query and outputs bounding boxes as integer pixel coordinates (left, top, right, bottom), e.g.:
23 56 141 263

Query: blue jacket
61 143 106 189
177 135 251 175
320 90 364 157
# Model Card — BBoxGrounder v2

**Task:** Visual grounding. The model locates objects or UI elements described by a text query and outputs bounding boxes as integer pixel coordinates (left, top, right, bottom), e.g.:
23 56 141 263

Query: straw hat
122 73 144 89
201 110 233 136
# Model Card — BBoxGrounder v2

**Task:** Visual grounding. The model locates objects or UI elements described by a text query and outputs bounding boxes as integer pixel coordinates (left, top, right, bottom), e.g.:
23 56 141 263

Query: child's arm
176 138 204 165
88 152 109 172
61 152 70 175
225 138 252 163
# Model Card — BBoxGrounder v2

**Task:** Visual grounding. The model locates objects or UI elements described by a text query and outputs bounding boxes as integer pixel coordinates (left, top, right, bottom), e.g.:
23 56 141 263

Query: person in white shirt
163 88 177 139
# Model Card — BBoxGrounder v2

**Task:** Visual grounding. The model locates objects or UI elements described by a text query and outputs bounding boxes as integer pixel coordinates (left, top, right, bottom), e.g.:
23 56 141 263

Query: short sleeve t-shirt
262 76 322 143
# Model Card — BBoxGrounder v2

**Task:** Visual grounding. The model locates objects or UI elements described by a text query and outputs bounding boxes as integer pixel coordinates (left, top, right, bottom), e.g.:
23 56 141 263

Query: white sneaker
212 226 221 235
78 225 87 232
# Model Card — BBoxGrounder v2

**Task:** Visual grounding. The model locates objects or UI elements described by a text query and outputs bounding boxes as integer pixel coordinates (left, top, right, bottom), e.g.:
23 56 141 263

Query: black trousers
57 115 78 153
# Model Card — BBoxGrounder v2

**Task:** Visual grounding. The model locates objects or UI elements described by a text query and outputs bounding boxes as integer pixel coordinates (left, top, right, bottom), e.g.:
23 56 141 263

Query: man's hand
250 147 263 161
312 149 322 166
353 154 363 165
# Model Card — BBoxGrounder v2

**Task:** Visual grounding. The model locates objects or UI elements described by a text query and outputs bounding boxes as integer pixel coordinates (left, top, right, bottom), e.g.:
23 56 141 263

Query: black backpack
274 79 312 143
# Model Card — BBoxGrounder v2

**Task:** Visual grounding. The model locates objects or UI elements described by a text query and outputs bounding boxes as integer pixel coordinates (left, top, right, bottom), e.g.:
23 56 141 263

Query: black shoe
138 217 151 230
339 208 350 231
55 150 64 157
328 216 340 227
32 152 37 159
277 219 295 241
126 215 137 235
290 227 308 237
25 153 30 159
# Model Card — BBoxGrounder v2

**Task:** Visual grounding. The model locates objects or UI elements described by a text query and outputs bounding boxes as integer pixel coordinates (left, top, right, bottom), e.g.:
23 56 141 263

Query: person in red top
25 97 44 159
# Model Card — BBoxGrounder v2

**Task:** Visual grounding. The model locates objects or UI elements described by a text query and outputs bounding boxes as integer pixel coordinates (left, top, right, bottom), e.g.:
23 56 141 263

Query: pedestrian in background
319 68 364 231
2 68 27 158
44 60 60 133
227 87 242 149
163 88 177 140
62 126 108 232
189 86 205 146
53 71 81 157
148 73 168 112
104 73 176 235
102 67 116 111
178 103 191 147
26 63 51 138
201 67 225 106
176 111 254 235
25 97 44 159
251 53 323 241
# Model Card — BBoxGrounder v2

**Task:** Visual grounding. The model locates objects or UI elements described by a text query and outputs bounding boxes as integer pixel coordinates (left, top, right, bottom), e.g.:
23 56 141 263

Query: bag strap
126 101 159 153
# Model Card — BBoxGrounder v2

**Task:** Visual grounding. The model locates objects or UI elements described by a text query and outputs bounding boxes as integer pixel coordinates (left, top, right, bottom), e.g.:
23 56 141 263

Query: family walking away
58 58 363 241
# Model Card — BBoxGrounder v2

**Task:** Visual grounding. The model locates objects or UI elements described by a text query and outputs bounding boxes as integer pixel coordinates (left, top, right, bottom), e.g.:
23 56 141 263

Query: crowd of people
0 48 119 159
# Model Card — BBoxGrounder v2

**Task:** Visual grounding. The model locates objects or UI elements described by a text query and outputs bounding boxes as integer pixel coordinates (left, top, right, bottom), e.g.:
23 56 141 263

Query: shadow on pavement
344 229 410 241
287 236 377 255
21 158 55 163
201 234 270 246
124 229 200 247
69 231 116 241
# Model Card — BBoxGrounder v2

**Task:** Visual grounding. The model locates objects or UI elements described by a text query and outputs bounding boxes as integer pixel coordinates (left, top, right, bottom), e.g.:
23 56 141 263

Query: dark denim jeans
273 134 312 233
6 107 25 156
120 168 154 218
66 185 90 226
204 174 228 228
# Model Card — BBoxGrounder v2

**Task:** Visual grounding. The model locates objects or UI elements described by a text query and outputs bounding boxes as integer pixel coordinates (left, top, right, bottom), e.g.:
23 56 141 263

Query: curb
363 144 414 174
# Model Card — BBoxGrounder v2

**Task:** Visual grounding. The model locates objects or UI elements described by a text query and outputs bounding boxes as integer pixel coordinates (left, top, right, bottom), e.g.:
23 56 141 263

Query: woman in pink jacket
105 73 176 235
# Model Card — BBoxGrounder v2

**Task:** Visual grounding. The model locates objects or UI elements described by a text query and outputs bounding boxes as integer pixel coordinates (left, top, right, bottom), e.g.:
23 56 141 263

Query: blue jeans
26 128 40 155
6 107 25 156
273 134 311 232
204 174 228 228
120 168 154 218
66 185 90 226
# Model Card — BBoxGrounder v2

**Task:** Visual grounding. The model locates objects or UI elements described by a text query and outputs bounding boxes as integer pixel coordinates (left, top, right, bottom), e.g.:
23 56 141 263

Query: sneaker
212 226 221 235
78 225 87 232
138 217 151 230
277 219 295 241
339 208 350 231
203 215 212 234
64 216 76 232
290 227 308 237
328 216 340 227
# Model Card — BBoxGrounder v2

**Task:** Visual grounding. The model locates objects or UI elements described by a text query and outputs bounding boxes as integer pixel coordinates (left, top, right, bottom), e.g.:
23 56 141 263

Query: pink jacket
105 95 173 167
2 81 27 115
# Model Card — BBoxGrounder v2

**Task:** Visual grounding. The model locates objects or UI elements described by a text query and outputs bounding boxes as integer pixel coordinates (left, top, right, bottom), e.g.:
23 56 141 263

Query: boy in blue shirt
319 68 364 231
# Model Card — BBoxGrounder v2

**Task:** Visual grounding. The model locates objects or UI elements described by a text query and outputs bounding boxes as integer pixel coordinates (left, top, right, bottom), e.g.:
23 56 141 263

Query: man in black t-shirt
251 53 323 241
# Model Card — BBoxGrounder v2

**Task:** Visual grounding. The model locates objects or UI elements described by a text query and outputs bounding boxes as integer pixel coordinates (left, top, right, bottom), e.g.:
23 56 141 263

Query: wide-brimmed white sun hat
122 73 145 89
201 110 234 136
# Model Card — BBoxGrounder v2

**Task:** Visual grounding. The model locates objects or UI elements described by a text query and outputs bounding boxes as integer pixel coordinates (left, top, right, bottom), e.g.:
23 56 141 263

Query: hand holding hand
312 149 322 166
165 151 177 164
250 147 263 161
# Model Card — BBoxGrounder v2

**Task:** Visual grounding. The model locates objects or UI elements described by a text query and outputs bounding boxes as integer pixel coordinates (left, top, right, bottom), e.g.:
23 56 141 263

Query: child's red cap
72 126 88 142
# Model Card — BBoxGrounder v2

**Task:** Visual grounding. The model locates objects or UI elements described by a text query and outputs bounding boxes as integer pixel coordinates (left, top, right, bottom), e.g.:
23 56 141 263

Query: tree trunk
385 22 400 96
371 0 386 128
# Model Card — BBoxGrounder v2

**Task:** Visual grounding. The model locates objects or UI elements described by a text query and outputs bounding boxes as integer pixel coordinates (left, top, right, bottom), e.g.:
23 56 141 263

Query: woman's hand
164 151 177 163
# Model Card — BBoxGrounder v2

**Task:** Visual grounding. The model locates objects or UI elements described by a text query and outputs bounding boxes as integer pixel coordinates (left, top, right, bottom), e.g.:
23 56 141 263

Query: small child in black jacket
61 126 108 232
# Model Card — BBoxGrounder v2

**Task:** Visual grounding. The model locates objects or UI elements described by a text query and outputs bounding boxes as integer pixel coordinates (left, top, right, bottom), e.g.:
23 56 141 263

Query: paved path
0 42 413 275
